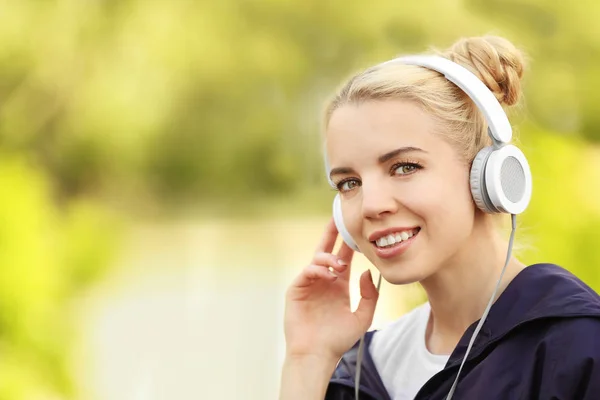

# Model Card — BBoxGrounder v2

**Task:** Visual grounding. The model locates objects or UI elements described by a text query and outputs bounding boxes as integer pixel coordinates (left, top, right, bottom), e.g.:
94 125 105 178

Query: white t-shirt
370 302 449 400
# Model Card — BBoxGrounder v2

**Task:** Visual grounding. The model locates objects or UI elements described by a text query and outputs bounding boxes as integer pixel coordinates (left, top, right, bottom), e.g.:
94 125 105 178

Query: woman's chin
369 259 430 286
382 273 424 286
360 244 431 284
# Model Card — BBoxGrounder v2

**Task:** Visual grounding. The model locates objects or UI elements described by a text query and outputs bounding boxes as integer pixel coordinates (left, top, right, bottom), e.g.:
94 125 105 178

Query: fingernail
328 268 338 276
338 259 347 266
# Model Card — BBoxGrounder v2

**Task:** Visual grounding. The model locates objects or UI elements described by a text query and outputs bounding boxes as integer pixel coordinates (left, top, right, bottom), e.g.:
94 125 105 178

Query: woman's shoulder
542 314 600 354
489 263 600 332
488 263 600 363
525 316 600 398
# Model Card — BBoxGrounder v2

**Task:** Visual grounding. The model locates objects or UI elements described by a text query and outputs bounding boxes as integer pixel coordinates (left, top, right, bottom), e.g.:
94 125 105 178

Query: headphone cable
446 213 517 399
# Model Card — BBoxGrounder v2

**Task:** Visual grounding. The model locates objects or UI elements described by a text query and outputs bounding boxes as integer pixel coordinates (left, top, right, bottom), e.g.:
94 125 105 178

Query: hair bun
443 36 526 106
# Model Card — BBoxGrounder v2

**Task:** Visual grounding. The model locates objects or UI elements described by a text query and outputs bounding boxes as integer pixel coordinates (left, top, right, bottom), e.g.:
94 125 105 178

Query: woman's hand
283 218 380 362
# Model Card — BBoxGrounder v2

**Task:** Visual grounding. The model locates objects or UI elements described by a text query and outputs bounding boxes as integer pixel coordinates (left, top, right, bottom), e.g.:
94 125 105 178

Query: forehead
325 100 442 164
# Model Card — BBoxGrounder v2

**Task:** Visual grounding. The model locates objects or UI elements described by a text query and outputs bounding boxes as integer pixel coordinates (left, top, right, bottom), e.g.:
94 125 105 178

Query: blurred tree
0 154 119 399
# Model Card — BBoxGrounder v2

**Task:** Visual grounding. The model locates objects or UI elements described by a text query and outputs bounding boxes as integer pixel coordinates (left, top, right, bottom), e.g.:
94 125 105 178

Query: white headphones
326 55 533 252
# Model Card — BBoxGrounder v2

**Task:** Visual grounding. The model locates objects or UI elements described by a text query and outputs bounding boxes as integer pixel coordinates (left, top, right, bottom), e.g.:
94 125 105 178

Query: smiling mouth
371 227 421 249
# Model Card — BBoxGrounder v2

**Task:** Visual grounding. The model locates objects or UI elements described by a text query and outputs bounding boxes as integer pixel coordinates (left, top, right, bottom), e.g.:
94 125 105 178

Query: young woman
279 36 600 399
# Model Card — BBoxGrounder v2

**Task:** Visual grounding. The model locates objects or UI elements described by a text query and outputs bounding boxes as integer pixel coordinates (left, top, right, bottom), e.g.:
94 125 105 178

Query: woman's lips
371 228 420 259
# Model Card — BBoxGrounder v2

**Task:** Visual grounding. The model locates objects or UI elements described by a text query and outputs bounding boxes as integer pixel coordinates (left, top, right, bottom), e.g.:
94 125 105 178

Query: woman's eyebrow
328 146 427 181
378 146 427 163
329 167 355 180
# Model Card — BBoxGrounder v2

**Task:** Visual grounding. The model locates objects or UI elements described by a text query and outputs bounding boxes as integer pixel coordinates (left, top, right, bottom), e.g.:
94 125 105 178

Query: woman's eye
339 180 359 192
393 163 420 175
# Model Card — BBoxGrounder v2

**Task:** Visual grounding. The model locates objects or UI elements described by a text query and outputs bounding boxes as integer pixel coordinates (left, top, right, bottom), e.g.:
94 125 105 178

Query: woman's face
326 100 478 284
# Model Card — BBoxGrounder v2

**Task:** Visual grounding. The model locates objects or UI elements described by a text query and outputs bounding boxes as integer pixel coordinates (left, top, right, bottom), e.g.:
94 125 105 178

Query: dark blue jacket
326 263 600 399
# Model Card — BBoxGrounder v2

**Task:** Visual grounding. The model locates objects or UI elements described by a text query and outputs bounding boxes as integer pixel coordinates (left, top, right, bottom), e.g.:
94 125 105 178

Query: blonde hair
324 35 527 162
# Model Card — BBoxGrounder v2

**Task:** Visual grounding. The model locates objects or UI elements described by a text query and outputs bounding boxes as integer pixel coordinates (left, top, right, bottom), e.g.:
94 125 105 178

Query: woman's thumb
354 269 380 331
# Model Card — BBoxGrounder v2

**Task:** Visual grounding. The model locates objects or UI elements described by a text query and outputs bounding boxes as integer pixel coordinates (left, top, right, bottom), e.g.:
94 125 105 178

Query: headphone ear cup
332 194 360 252
483 144 532 215
470 147 498 213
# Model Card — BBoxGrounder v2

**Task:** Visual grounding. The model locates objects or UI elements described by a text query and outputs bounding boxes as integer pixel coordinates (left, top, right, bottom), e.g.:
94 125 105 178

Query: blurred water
73 217 418 400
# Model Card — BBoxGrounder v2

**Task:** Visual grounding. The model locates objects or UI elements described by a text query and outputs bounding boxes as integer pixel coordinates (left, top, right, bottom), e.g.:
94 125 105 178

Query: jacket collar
447 263 600 366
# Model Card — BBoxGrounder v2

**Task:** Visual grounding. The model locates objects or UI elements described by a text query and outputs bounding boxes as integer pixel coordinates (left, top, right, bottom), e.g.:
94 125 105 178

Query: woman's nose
360 180 399 220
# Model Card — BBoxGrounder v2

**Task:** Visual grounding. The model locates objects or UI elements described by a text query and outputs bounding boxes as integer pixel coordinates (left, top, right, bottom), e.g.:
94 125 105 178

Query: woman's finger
315 218 339 255
335 241 355 269
291 264 338 289
313 252 349 273
353 269 380 331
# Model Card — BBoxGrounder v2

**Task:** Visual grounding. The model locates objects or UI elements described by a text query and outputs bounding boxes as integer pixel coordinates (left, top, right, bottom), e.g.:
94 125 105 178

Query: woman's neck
421 220 526 355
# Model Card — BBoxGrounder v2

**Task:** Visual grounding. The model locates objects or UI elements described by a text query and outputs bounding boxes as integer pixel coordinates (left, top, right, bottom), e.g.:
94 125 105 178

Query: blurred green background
0 0 599 399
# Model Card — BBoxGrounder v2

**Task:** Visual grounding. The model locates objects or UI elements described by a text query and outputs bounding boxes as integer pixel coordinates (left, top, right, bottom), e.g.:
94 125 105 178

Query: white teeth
375 229 418 248
375 237 386 247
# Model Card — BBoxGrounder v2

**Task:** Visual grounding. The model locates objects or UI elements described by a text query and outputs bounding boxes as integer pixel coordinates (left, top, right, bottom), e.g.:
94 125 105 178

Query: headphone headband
383 55 512 146
324 55 514 180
